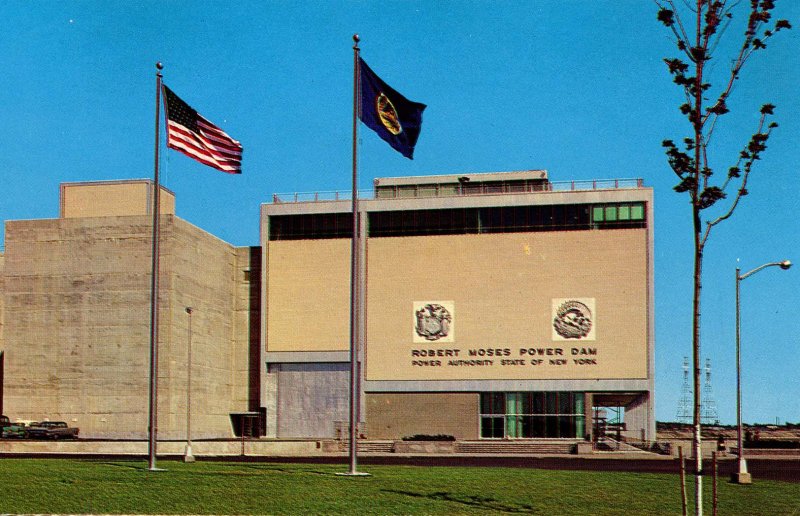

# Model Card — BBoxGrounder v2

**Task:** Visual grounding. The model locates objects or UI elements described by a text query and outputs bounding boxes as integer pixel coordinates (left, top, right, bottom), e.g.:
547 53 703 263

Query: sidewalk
0 438 668 459
2 438 797 460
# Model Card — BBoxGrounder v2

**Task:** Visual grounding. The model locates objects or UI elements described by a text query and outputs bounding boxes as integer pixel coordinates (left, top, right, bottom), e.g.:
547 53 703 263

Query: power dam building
0 170 655 442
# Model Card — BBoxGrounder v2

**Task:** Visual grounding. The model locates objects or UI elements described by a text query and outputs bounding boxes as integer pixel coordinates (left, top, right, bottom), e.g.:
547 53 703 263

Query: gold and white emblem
552 298 596 341
376 93 402 135
413 301 454 343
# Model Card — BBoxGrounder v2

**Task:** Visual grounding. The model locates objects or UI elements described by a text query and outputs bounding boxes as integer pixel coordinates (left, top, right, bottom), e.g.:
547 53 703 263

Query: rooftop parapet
270 176 645 204
60 180 175 219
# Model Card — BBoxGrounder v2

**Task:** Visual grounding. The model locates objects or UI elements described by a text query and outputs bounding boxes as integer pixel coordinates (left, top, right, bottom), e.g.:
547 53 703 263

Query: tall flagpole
148 61 164 471
340 33 368 477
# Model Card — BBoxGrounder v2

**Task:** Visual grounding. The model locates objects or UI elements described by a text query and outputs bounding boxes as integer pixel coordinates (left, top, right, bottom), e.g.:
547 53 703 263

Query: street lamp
184 307 195 463
733 260 791 484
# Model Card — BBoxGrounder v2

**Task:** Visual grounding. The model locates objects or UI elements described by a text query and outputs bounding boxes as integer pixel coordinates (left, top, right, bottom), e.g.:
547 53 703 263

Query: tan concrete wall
1 250 5 416
365 393 479 440
157 219 253 439
61 181 175 219
1 214 252 439
266 239 350 352
0 251 4 355
366 229 648 381
2 216 154 437
0 439 325 457
265 228 648 383
233 246 261 413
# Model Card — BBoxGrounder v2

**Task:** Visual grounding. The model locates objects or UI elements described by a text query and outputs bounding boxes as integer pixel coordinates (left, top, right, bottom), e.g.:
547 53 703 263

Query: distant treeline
657 421 800 430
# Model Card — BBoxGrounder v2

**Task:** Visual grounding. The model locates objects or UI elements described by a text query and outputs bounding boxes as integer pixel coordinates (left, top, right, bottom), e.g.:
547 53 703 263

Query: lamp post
184 307 195 463
733 260 791 484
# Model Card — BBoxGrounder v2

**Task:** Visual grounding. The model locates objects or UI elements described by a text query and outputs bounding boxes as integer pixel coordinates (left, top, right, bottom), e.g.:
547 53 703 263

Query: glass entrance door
480 392 585 439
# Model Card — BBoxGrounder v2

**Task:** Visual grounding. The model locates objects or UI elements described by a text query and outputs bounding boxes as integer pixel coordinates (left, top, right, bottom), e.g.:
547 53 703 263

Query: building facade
0 170 654 442
263 170 655 441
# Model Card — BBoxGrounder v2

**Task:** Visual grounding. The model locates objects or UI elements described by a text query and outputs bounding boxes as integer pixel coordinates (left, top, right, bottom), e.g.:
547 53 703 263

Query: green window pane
575 416 586 438
630 204 644 220
592 207 604 222
618 205 630 220
506 393 520 414
507 416 523 438
574 393 585 415
604 206 617 221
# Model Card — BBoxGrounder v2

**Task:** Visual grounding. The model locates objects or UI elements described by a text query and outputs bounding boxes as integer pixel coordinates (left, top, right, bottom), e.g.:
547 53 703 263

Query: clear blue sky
1 1 798 425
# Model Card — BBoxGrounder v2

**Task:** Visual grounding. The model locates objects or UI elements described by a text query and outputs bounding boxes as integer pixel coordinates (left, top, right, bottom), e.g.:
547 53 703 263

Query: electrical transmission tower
676 356 692 424
701 358 720 426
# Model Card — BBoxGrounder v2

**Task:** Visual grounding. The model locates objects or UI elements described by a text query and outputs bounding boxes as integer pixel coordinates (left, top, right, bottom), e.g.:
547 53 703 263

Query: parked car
2 423 26 439
25 421 79 440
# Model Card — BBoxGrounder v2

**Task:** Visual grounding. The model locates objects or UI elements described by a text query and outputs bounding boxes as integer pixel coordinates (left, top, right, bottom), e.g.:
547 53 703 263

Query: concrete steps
358 440 395 453
595 438 647 453
456 440 580 454
330 439 582 454
330 440 395 453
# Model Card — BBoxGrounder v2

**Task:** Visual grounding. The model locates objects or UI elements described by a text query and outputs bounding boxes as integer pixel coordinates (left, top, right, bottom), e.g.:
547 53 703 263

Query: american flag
162 85 243 174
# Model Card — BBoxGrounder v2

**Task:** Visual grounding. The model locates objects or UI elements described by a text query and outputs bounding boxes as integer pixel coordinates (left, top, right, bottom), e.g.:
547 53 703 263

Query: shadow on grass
383 489 539 514
94 462 148 471
94 462 337 479
237 464 337 477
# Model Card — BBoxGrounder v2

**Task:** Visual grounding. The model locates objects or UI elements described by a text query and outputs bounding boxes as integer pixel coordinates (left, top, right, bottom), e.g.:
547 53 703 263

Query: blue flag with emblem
358 58 426 159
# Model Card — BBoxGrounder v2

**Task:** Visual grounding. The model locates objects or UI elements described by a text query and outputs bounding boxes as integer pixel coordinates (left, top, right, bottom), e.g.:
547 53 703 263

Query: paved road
3 453 798 483
249 455 800 483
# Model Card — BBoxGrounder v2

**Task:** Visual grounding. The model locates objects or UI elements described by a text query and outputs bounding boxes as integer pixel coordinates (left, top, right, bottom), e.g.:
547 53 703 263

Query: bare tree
655 1 790 514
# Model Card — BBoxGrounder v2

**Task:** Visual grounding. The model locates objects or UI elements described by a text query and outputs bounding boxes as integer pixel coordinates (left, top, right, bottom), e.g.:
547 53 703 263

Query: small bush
401 434 455 441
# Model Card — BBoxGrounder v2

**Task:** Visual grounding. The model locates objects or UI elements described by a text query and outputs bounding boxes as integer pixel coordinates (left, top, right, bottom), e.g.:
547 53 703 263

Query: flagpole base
731 472 752 484
335 471 371 477
184 444 195 463
731 457 751 484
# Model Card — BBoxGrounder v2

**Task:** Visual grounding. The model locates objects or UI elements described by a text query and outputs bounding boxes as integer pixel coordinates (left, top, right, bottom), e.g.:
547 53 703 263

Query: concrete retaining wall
0 439 325 456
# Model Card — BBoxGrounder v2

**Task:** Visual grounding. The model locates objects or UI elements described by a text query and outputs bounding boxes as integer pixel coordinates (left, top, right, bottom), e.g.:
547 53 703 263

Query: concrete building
1 170 654 442
0 180 262 439
263 170 655 442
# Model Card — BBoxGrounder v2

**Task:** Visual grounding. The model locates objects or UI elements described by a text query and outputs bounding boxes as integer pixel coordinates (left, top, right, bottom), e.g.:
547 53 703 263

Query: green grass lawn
0 459 798 515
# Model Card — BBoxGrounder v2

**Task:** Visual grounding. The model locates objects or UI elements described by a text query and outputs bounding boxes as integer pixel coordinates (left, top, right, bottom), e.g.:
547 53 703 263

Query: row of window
269 212 352 240
479 392 586 439
592 203 645 223
374 179 550 199
269 203 646 240
480 392 585 416
481 415 585 439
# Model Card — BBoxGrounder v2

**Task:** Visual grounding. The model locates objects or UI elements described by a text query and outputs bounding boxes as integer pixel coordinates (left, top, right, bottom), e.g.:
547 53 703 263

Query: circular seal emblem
553 300 593 340
376 93 402 135
415 303 452 341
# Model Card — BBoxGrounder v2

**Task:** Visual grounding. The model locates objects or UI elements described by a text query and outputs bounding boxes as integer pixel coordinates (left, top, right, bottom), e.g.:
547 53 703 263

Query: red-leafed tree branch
655 1 790 514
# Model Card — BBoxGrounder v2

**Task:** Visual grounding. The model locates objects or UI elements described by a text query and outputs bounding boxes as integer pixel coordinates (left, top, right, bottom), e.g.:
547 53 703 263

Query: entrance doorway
592 406 625 441
479 392 585 439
